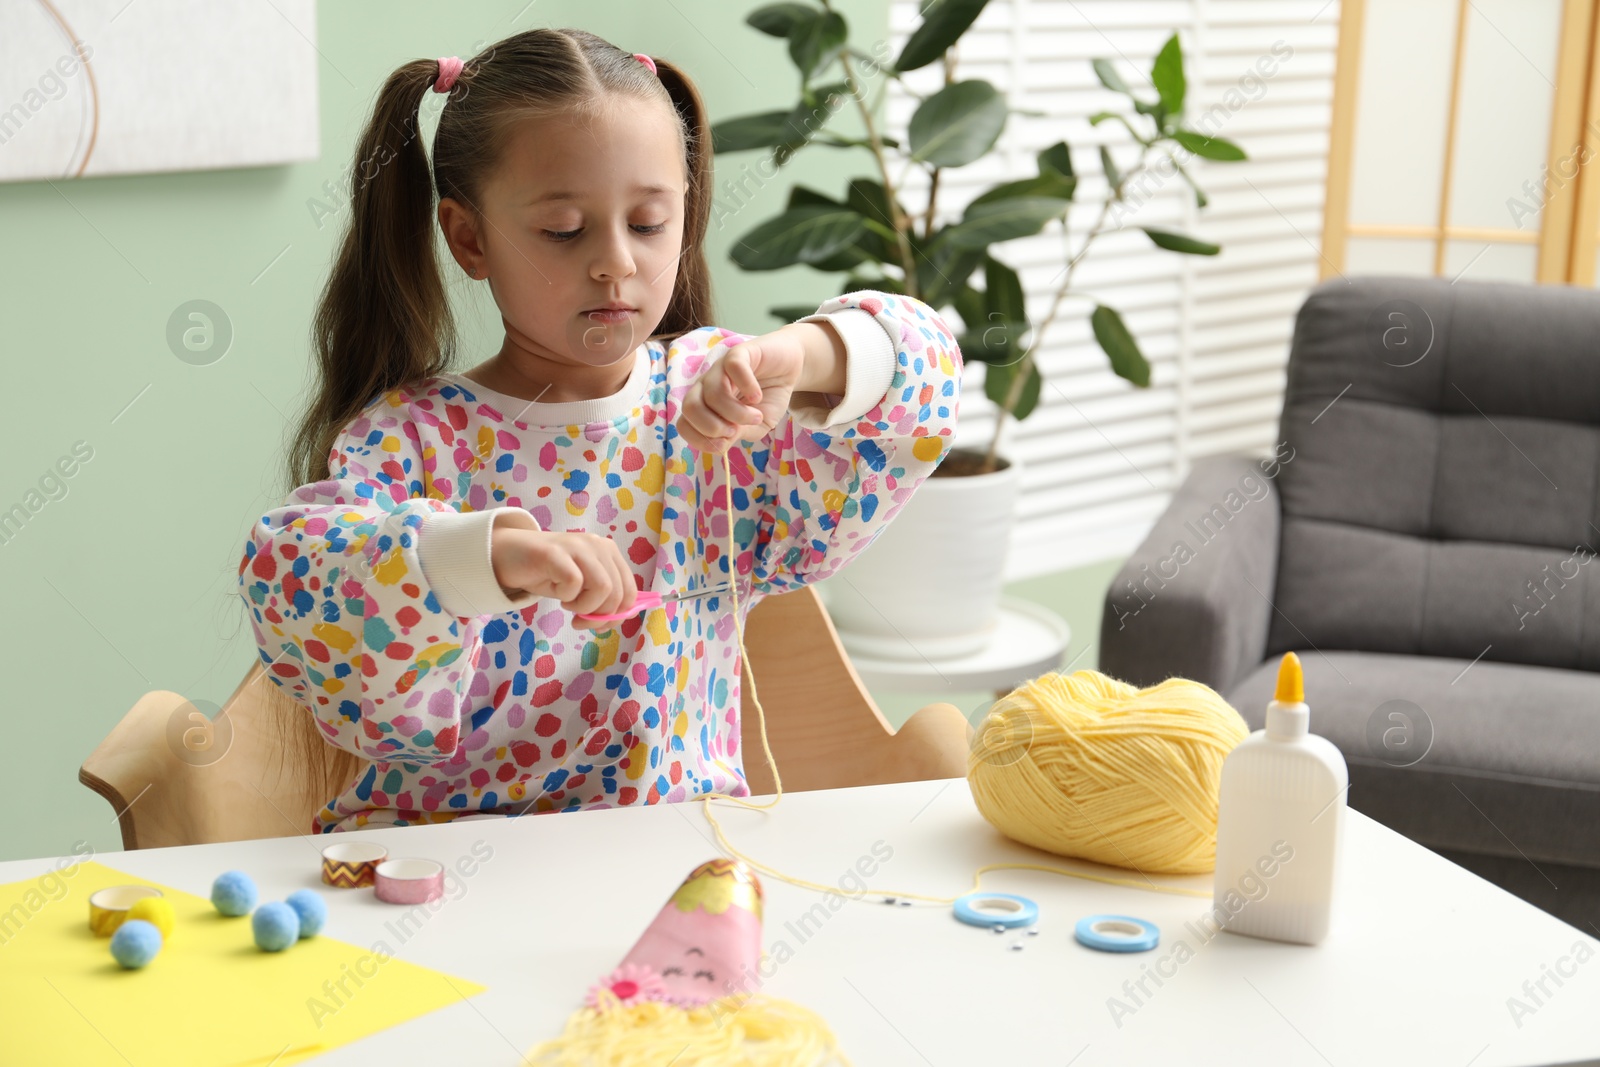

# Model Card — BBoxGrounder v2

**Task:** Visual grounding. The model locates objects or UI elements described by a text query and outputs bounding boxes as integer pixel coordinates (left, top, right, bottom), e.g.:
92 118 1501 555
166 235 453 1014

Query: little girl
238 27 962 833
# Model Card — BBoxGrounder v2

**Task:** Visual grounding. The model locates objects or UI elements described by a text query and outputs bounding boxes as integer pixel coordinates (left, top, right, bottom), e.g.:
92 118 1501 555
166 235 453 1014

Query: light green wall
0 0 1123 864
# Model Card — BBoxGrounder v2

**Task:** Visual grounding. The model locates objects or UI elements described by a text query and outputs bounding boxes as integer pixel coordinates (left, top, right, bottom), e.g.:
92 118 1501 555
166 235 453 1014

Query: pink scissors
574 583 734 623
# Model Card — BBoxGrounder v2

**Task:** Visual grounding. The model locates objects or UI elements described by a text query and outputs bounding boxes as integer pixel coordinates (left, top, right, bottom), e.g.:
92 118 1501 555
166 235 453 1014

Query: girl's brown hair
277 28 716 811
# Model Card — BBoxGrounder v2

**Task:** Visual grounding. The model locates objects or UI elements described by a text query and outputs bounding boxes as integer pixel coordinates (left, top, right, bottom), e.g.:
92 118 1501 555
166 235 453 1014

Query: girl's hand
679 328 807 455
491 524 637 631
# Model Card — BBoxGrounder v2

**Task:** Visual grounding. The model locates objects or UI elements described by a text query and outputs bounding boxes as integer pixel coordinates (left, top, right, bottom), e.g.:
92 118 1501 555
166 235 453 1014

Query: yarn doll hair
277 28 714 801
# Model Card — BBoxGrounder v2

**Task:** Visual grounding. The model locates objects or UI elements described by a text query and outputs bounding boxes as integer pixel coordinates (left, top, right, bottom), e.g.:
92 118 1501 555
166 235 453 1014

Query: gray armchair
1101 275 1600 929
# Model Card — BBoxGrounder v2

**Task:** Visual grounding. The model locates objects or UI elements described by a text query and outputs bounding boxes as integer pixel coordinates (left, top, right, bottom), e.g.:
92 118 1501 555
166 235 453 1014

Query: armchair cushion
1269 276 1600 670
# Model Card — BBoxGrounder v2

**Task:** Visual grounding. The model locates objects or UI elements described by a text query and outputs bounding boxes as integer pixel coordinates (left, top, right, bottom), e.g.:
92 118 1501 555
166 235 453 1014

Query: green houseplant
712 0 1246 658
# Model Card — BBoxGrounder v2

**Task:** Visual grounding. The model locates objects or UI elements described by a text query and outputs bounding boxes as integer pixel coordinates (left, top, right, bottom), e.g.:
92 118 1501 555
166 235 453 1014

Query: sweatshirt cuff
791 307 897 429
417 508 541 618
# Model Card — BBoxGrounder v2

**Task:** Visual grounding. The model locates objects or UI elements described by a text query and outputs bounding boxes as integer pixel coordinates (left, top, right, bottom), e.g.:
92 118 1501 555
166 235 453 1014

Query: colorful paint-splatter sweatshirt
238 291 962 832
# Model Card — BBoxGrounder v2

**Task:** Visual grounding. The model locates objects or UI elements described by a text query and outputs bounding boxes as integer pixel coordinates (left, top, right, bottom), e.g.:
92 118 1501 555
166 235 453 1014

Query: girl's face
444 96 687 375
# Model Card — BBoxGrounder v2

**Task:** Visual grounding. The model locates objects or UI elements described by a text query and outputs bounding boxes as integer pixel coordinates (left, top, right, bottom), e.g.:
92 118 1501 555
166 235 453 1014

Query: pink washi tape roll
374 858 444 905
321 842 388 888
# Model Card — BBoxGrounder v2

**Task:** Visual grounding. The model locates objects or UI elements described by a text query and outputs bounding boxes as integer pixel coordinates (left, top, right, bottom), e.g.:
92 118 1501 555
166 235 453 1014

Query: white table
842 597 1072 697
8 779 1598 1066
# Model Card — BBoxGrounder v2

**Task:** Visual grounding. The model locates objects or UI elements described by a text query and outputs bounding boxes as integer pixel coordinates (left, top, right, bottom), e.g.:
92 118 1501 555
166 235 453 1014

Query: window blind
885 0 1340 578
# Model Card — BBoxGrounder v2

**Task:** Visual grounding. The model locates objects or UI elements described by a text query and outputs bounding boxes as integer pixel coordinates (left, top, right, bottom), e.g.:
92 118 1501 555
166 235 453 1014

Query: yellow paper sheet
0 860 487 1066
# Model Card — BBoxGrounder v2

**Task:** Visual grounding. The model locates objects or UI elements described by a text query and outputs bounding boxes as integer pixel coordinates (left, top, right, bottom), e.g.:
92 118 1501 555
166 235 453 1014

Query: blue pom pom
110 919 162 968
285 889 328 939
211 870 258 917
252 901 300 952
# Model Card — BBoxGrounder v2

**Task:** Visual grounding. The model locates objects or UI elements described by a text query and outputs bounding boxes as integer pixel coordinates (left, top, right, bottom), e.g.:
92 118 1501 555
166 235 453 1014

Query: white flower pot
822 447 1022 660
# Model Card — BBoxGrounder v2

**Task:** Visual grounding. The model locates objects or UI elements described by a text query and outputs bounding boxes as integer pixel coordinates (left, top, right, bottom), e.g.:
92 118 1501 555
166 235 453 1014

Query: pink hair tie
632 52 657 76
433 56 463 93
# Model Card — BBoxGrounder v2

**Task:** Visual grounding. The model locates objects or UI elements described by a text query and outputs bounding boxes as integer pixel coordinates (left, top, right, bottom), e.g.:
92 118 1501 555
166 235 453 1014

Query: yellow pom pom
126 896 175 939
967 669 1249 875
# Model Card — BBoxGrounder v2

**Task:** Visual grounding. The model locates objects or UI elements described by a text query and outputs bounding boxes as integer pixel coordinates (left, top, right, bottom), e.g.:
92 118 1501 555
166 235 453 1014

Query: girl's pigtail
278 60 457 806
287 60 456 491
651 57 715 338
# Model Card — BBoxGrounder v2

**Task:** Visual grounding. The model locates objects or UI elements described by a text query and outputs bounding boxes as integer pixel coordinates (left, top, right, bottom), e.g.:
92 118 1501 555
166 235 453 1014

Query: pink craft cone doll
526 858 850 1066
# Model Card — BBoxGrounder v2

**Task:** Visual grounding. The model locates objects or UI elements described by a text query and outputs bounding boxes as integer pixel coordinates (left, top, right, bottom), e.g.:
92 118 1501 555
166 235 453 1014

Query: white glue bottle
1211 651 1347 945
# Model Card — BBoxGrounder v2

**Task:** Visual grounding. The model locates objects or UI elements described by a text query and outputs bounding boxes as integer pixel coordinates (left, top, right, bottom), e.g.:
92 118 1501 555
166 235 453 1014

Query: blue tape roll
1075 914 1160 952
952 892 1039 929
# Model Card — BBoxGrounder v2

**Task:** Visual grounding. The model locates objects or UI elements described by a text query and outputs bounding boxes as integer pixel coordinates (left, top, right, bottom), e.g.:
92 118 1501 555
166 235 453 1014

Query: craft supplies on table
210 869 257 915
0 860 485 1067
251 900 302 951
87 883 163 936
374 857 445 905
1213 651 1348 945
966 669 1249 876
952 891 1039 930
126 894 175 938
527 858 844 1063
320 841 387 888
1074 914 1161 953
109 919 163 969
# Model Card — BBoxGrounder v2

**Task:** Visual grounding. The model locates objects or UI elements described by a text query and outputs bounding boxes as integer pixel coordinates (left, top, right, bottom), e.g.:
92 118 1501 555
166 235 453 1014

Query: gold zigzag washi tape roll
321 842 388 889
88 885 164 937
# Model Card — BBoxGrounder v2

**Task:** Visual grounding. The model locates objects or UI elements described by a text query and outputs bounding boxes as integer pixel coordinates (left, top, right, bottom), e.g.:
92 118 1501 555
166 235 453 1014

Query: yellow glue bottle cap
1266 651 1309 740
1274 651 1304 703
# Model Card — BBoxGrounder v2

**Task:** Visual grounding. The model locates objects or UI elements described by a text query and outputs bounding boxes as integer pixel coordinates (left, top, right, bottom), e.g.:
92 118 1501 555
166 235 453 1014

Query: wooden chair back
80 586 972 849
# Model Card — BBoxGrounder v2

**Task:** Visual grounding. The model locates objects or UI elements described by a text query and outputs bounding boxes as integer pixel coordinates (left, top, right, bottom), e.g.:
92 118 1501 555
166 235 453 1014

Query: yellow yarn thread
967 670 1249 875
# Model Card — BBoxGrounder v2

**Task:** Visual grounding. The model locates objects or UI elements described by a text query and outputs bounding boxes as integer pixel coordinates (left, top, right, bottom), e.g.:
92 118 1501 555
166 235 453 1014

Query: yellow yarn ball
967 669 1249 876
126 896 175 939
